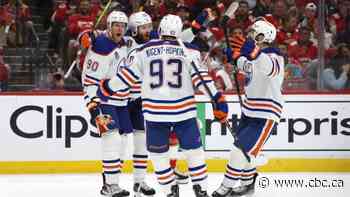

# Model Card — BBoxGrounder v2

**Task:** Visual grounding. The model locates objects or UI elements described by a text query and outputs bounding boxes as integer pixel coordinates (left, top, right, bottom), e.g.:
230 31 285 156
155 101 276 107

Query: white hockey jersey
125 28 197 99
82 34 135 106
237 47 284 122
108 39 218 122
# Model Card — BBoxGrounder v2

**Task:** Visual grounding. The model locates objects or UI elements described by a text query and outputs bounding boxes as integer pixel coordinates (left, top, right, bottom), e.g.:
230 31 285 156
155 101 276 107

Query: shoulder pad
92 34 119 55
184 42 200 51
261 47 282 56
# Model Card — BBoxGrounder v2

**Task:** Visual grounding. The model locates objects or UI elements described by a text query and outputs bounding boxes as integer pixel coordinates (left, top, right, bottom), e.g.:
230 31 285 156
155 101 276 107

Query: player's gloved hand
213 92 228 123
240 39 261 60
191 9 210 34
229 35 260 60
97 79 113 102
86 96 101 127
79 30 96 49
229 35 246 50
95 114 115 135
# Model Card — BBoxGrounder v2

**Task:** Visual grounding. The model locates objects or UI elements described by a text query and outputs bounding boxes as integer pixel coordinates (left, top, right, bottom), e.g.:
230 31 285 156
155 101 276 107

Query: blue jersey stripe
242 104 281 118
142 95 194 104
143 107 196 115
245 97 283 108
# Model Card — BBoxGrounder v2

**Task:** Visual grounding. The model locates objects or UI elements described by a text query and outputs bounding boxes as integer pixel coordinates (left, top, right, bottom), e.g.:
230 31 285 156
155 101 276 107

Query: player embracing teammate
82 6 284 197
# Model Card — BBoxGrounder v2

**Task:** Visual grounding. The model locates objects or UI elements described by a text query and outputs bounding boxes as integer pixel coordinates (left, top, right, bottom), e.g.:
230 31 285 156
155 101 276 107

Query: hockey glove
229 36 261 60
79 30 95 49
191 9 210 34
95 114 115 135
97 79 113 102
240 39 261 60
86 97 101 127
224 47 240 64
213 92 228 123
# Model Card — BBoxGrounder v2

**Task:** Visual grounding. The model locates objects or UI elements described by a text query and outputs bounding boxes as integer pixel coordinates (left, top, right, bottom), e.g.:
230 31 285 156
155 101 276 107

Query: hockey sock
222 145 249 188
133 130 148 183
169 144 178 169
149 151 176 195
119 134 128 168
102 130 122 185
183 148 208 190
242 162 257 186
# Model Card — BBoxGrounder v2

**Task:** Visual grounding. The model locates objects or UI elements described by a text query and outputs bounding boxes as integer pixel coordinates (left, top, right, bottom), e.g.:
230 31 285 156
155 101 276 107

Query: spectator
66 0 95 68
0 48 9 91
287 26 318 68
329 0 350 35
277 14 299 45
49 71 65 90
336 15 350 46
300 3 317 28
322 43 350 90
252 0 273 17
0 0 33 47
49 0 74 58
0 4 13 48
227 0 254 32
264 0 288 32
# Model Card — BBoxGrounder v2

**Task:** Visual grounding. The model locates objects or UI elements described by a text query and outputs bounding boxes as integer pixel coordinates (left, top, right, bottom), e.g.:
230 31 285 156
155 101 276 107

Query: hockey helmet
158 14 183 38
249 19 276 43
128 11 152 36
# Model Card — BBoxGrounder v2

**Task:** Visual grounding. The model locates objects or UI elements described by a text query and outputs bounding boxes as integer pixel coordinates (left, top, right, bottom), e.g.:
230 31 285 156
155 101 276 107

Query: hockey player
95 14 228 197
126 10 215 186
119 11 156 197
82 10 132 197
212 19 284 197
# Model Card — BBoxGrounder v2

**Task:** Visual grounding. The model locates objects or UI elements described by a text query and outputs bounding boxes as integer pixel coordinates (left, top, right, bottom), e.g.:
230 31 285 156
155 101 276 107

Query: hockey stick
177 38 250 162
94 0 112 30
64 1 112 79
220 2 243 107
64 60 76 79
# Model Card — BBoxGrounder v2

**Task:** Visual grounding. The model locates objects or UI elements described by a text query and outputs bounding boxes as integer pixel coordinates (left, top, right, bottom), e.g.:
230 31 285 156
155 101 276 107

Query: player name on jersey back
145 46 185 58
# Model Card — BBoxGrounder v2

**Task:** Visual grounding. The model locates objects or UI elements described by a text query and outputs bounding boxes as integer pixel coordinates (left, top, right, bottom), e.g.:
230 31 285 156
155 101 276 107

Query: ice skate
211 184 232 197
174 170 189 184
166 184 179 197
100 184 130 197
133 181 156 196
193 184 209 197
230 173 258 197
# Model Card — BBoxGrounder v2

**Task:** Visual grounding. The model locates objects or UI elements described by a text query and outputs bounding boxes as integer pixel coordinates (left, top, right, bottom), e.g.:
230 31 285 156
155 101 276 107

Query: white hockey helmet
158 14 183 38
249 19 277 43
129 11 152 36
107 11 128 30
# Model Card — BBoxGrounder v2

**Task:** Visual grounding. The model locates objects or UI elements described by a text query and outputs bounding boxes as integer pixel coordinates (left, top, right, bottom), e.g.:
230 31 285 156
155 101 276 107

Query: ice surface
0 173 349 197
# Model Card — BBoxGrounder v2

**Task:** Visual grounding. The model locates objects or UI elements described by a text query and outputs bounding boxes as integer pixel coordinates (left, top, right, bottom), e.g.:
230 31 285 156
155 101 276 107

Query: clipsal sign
10 105 99 148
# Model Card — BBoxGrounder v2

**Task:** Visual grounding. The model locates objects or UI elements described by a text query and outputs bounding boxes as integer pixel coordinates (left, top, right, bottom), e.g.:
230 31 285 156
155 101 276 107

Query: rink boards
0 92 349 173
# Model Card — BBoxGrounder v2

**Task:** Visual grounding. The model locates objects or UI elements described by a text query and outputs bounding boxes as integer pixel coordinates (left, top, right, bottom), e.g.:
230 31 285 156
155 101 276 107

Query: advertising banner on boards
0 94 349 161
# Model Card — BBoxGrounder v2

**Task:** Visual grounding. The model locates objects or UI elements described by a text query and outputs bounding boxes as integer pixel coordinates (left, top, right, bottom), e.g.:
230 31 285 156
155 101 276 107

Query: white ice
0 173 349 197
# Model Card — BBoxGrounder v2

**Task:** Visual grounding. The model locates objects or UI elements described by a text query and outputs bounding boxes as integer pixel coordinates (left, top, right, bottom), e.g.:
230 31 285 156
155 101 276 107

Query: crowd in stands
0 0 349 92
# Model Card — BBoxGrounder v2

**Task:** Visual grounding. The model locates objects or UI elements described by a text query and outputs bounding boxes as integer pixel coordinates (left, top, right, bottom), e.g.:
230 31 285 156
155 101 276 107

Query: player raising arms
212 19 285 197
82 10 133 197
96 14 228 197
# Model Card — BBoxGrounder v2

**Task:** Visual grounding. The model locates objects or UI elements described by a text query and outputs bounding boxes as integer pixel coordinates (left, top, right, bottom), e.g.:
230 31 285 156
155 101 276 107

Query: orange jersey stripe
191 169 207 177
143 100 195 110
103 164 121 169
158 172 174 180
244 100 282 113
121 69 136 84
250 120 274 156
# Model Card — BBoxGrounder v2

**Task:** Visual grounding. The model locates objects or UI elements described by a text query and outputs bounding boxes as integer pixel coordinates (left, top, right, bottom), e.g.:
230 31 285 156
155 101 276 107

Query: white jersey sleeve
237 48 285 122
